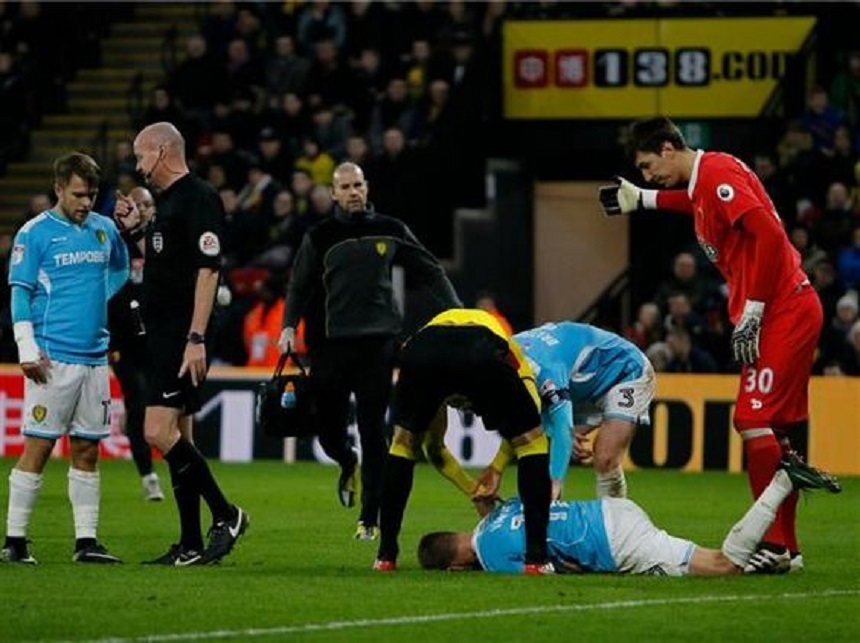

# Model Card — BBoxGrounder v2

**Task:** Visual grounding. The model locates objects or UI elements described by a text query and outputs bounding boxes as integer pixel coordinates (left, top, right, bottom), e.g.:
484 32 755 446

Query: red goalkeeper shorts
733 285 822 429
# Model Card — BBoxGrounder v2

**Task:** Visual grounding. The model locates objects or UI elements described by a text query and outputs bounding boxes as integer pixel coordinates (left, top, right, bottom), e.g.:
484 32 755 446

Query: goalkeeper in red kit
599 117 837 574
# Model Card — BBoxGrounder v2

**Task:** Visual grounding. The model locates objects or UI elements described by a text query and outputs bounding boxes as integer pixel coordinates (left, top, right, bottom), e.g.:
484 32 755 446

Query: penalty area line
56 589 860 643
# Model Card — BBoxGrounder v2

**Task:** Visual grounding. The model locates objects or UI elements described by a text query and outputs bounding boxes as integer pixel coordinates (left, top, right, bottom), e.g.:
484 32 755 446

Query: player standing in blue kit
2 152 128 564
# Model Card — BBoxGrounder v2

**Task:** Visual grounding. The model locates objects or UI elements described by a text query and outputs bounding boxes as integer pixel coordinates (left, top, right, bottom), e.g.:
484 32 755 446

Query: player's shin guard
595 465 627 498
722 469 793 568
515 447 551 565
738 427 786 546
6 469 42 538
377 454 415 563
68 468 100 540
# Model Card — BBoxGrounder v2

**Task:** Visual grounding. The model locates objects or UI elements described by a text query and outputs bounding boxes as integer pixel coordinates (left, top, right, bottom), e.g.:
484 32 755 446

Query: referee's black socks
165 438 233 528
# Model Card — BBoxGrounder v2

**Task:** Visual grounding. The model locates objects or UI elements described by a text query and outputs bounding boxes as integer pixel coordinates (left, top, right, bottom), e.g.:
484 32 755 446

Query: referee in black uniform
278 161 461 540
115 122 247 566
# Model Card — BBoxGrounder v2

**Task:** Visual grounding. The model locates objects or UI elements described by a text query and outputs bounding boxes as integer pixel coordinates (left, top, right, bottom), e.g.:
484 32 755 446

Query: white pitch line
52 589 860 643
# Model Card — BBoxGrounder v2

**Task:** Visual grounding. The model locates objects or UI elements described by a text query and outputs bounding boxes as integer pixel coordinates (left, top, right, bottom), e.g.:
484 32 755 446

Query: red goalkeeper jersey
658 151 807 324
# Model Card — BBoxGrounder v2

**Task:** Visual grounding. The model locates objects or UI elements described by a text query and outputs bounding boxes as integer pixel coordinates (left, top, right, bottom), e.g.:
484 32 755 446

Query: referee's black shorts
391 325 540 440
145 315 211 413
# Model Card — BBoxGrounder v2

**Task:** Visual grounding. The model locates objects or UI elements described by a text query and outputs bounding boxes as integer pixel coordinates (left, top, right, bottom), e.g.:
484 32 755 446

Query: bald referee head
133 122 189 192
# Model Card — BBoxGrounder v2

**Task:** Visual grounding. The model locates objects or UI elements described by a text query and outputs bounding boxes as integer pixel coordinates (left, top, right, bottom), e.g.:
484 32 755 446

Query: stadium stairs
0 4 197 232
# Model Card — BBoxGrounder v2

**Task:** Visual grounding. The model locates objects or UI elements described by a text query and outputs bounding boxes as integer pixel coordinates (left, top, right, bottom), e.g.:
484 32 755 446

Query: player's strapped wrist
640 189 658 209
13 321 40 363
742 300 765 317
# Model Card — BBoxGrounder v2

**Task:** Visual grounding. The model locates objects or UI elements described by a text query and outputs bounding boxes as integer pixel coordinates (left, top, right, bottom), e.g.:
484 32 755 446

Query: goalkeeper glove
731 300 764 365
598 176 656 216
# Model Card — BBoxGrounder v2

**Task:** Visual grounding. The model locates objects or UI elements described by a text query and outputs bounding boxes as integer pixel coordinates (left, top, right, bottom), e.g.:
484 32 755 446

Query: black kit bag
255 350 315 438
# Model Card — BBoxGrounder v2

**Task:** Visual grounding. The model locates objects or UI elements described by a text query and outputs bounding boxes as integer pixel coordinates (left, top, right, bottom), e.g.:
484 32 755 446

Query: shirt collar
687 149 705 199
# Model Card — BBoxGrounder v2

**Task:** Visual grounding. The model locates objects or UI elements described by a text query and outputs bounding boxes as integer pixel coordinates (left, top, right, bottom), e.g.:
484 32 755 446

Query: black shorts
391 325 540 440
145 315 211 414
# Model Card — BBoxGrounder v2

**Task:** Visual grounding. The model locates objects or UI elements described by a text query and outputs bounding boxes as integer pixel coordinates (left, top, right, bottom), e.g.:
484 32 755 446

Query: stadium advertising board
1 368 856 475
503 17 816 118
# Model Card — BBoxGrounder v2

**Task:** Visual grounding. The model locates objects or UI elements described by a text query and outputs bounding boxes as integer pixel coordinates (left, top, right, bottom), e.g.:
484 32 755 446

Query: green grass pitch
0 456 858 642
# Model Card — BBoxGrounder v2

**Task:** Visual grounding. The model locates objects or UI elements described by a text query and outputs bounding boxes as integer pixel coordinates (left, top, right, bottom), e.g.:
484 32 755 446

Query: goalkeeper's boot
338 452 360 508
789 552 804 572
779 452 841 493
0 538 37 565
744 542 791 574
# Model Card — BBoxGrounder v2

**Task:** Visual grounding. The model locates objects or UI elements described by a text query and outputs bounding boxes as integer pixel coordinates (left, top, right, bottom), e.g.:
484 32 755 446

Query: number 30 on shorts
744 367 774 394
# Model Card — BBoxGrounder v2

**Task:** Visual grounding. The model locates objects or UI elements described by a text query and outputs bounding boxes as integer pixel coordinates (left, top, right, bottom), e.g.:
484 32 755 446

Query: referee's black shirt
143 173 223 316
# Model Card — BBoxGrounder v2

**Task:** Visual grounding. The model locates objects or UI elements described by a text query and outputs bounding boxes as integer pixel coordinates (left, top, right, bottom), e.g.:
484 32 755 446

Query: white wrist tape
640 189 658 209
743 300 765 317
13 321 40 363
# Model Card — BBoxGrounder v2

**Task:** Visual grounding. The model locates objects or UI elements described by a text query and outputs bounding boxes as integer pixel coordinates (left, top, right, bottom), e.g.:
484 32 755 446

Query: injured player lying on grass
418 455 840 575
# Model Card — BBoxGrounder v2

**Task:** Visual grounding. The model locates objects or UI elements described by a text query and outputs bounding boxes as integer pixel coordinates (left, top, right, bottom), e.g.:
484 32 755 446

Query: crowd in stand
0 2 858 375
144 1 515 367
0 3 131 172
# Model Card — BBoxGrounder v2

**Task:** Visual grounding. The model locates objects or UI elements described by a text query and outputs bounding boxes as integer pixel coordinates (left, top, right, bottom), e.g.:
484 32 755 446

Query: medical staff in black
278 161 461 541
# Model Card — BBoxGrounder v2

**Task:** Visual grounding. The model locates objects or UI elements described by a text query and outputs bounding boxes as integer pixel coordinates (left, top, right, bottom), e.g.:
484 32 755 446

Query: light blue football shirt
514 322 648 480
473 498 616 573
9 210 129 365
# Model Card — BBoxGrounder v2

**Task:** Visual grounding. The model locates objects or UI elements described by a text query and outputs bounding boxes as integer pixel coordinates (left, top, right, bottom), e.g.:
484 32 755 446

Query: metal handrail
578 268 632 330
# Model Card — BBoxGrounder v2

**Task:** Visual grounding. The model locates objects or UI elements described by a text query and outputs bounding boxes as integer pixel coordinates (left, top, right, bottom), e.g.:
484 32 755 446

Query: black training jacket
284 206 461 344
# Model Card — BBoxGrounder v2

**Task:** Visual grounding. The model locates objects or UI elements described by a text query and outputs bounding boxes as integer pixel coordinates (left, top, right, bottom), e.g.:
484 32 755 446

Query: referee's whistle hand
113 190 141 231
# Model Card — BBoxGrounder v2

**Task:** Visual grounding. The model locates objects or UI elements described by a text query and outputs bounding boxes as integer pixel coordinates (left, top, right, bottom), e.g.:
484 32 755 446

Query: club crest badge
32 405 47 423
152 232 163 253
96 229 107 244
375 241 387 256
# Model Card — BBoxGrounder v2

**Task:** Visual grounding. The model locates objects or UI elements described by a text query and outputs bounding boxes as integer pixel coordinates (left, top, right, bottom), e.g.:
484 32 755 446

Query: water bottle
280 381 296 409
